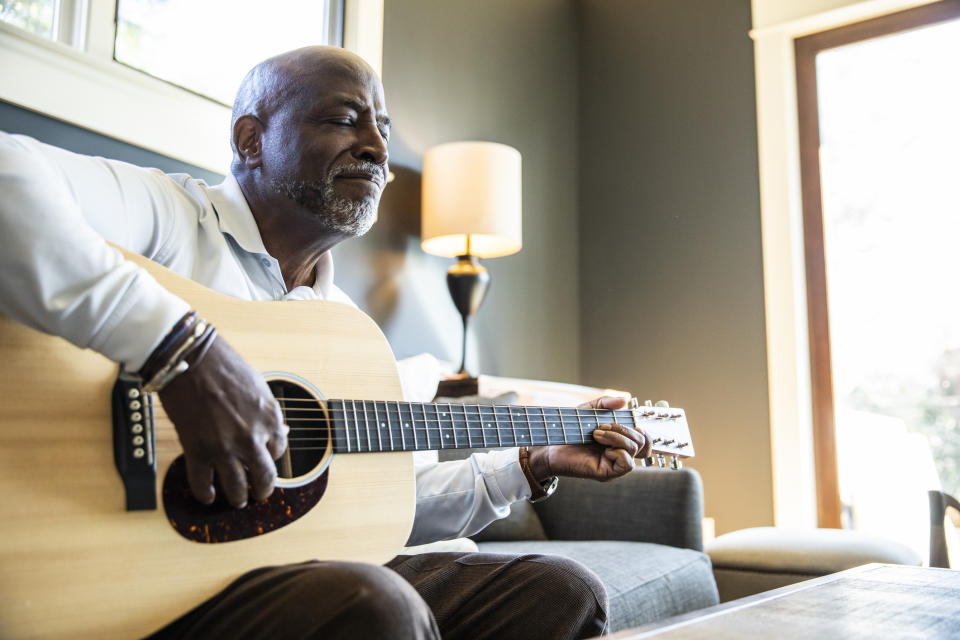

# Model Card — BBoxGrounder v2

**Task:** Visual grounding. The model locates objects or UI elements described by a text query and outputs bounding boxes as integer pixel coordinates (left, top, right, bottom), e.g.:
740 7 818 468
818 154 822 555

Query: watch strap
518 446 558 503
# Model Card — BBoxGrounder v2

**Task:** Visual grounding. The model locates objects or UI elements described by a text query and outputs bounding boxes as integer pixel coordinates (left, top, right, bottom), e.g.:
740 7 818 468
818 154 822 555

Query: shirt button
261 258 270 267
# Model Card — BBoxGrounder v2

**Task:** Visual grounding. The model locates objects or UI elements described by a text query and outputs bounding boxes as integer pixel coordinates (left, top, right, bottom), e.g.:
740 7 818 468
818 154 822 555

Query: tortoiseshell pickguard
162 455 328 543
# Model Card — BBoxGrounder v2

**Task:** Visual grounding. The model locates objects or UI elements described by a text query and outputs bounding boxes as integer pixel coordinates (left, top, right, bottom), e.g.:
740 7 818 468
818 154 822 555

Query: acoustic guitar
0 252 694 639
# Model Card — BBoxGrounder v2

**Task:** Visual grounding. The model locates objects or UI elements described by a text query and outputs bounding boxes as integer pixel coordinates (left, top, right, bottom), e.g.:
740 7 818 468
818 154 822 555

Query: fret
356 400 365 452
522 406 534 445
466 405 476 448
379 401 389 451
492 406 505 448
363 400 375 452
465 404 473 448
415 403 425 450
436 403 446 449
388 401 397 451
508 406 521 446
457 403 467 448
550 407 566 444
397 401 407 451
491 406 502 447
338 400 350 453
574 408 585 443
540 406 551 445
426 403 437 450
382 401 392 451
355 400 365 452
479 406 487 448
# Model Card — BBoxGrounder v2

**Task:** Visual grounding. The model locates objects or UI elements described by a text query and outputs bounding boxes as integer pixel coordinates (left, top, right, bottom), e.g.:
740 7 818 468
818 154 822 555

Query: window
0 0 55 38
0 0 380 172
114 0 343 106
796 0 960 546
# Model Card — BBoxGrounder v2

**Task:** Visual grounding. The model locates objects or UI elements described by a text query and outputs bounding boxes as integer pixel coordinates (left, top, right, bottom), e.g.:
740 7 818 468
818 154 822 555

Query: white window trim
750 0 940 529
0 0 383 173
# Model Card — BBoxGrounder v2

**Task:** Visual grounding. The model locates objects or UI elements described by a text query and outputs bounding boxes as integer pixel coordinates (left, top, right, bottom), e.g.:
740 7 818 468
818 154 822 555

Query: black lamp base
446 254 490 377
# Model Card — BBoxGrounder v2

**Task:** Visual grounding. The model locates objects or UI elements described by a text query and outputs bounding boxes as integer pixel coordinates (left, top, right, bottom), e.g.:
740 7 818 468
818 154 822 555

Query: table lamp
421 141 522 378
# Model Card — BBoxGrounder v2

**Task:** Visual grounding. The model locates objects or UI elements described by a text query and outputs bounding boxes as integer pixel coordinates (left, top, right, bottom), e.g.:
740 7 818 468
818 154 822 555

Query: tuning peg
670 413 682 419
644 400 653 407
652 437 663 444
655 400 670 408
641 457 653 467
677 442 689 448
671 457 683 470
662 439 675 446
630 397 640 410
656 454 666 468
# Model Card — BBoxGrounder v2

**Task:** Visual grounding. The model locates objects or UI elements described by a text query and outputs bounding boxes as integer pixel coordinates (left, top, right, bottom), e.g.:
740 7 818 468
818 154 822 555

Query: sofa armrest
532 468 705 551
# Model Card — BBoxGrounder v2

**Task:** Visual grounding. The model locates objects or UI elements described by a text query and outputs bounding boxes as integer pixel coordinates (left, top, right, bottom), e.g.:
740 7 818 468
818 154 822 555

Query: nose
353 121 389 167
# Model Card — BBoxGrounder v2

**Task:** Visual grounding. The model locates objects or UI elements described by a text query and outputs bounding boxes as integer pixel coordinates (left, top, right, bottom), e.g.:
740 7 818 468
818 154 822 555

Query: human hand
158 337 287 508
528 396 651 482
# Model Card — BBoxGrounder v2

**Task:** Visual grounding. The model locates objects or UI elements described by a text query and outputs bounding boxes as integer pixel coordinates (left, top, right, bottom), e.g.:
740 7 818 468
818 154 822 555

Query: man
0 46 651 639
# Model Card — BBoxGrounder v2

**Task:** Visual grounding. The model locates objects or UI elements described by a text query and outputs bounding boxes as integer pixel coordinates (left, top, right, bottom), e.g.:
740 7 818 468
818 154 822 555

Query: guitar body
0 255 415 639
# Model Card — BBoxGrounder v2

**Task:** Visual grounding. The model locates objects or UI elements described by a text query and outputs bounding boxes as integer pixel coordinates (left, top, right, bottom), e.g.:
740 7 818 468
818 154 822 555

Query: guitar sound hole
268 379 329 480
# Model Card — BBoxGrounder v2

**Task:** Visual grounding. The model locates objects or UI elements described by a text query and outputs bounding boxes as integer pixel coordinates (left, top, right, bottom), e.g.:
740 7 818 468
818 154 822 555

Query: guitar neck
325 400 693 457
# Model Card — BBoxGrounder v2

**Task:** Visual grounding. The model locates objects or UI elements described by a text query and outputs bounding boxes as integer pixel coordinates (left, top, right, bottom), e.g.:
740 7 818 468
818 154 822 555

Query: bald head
230 46 379 165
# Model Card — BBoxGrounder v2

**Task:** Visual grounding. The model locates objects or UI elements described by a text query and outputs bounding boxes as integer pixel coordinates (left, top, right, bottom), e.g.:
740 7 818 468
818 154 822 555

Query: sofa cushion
472 500 548 542
706 526 924 602
477 540 718 632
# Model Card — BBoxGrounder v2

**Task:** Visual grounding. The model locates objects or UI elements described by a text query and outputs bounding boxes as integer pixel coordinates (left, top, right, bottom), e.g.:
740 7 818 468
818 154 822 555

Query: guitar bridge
112 372 156 510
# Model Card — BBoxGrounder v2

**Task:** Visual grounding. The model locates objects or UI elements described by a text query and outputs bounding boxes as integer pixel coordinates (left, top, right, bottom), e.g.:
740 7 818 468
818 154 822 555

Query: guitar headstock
630 398 694 469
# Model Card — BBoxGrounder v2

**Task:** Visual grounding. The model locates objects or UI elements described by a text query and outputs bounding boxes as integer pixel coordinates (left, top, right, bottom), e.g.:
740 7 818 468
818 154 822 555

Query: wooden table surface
607 564 960 639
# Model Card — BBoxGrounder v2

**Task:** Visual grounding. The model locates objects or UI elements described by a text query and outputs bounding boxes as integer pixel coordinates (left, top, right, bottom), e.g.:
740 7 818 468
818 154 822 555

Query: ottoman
706 526 923 602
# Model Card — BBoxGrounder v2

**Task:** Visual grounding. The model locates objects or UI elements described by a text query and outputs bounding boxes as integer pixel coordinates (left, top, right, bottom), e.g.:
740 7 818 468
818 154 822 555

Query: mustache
328 161 386 185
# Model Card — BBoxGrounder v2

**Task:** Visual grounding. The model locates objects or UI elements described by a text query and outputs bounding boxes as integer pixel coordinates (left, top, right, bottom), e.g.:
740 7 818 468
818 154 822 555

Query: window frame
750 0 959 530
0 0 381 173
795 0 960 528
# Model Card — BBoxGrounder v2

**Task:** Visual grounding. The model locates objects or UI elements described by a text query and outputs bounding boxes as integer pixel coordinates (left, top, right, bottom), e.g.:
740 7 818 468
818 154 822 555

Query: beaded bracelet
138 311 217 394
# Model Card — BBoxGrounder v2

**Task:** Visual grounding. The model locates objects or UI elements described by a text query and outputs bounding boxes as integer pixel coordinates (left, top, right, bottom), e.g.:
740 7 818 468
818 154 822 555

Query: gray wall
333 0 581 382
577 0 771 534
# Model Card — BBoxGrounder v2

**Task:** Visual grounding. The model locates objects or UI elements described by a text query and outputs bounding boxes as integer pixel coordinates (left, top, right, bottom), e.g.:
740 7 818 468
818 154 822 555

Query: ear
233 115 264 170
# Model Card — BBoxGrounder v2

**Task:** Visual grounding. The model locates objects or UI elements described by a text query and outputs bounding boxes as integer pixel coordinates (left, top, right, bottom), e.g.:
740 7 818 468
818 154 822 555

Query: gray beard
271 161 382 236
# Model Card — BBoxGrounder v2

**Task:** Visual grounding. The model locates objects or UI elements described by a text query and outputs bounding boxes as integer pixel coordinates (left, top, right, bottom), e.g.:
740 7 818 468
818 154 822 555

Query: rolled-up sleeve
406 448 532 546
0 133 190 369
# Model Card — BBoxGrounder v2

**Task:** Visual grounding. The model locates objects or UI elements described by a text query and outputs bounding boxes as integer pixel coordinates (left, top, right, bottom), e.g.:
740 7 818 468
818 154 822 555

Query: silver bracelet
142 320 207 393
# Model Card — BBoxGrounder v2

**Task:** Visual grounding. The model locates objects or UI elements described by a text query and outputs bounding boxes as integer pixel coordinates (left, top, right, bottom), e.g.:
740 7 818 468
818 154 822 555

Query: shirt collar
208 173 337 298
206 173 270 256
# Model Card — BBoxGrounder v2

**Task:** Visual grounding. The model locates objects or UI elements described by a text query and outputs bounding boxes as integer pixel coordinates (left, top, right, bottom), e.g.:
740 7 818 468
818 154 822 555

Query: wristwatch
518 446 559 503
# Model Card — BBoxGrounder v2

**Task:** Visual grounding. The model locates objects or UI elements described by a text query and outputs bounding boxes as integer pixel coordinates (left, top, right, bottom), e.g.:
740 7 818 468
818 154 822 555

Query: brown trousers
148 552 609 639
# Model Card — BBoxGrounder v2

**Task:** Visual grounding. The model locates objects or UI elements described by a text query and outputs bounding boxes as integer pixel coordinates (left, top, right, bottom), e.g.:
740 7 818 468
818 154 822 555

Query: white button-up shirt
0 132 530 545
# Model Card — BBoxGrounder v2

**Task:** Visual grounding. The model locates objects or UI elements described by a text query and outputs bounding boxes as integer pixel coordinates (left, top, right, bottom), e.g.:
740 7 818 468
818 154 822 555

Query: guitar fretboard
326 400 650 453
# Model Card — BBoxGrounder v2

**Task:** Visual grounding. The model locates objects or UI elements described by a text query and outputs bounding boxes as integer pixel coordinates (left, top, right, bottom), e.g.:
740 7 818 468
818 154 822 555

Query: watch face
530 476 559 503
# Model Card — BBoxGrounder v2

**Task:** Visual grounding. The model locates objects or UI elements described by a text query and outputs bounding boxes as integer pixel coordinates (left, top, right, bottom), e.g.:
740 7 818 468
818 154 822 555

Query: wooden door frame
795 0 960 528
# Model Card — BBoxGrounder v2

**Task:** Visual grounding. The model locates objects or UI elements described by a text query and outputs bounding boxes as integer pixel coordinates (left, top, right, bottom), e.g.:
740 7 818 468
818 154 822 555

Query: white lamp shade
421 141 522 258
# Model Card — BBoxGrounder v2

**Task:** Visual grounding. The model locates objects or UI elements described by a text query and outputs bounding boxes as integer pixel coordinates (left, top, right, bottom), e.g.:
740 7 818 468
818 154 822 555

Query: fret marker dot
380 422 385 427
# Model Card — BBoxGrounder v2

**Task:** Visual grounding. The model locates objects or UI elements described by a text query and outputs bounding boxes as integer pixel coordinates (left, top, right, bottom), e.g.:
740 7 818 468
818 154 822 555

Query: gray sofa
467 467 720 632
